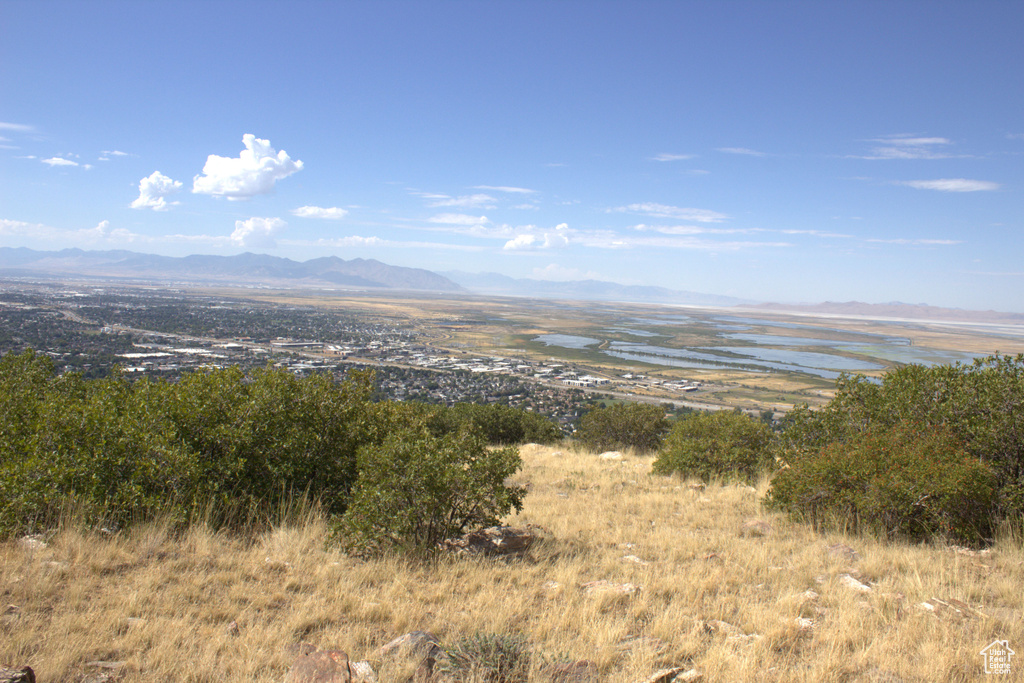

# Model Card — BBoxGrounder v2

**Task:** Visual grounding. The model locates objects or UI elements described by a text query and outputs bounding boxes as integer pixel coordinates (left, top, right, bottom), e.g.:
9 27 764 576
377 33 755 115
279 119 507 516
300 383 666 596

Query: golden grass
2 445 1021 682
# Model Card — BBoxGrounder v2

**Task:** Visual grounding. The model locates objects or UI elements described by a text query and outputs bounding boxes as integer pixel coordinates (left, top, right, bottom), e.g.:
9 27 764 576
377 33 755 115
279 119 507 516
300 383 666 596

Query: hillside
1 445 1018 682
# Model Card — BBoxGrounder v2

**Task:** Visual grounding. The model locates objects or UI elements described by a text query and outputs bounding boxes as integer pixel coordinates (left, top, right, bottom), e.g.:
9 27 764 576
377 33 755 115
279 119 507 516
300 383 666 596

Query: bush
449 402 562 445
766 423 998 544
440 632 532 683
390 401 562 446
340 427 526 554
575 402 668 453
0 353 377 535
779 354 1024 522
652 410 774 483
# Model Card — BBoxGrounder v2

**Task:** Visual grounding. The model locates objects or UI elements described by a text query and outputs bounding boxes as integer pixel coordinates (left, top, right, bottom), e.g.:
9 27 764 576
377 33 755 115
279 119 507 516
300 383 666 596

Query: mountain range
1 248 1022 324
0 248 462 292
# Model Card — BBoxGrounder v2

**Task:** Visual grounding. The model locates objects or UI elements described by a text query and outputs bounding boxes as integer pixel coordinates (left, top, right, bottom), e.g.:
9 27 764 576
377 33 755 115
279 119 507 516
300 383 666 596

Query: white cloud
102 150 129 157
0 218 139 244
859 135 955 160
0 122 33 132
503 234 538 250
304 236 484 251
131 171 183 211
532 264 601 281
631 223 758 236
231 217 287 248
611 203 728 223
897 178 1000 192
717 147 766 157
425 193 497 208
193 134 303 200
502 223 570 251
292 206 349 219
474 185 536 194
42 157 78 167
427 213 489 225
1008 133 1024 141
867 237 963 245
650 153 695 162
512 204 540 210
0 219 48 236
780 229 853 238
80 220 136 242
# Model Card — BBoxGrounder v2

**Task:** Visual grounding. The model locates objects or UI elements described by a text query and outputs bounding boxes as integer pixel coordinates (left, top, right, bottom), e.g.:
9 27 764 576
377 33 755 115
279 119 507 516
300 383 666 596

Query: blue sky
2 0 1022 311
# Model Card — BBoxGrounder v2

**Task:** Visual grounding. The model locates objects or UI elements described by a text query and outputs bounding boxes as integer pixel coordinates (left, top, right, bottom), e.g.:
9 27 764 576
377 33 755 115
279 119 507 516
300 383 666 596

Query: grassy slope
1 445 1021 682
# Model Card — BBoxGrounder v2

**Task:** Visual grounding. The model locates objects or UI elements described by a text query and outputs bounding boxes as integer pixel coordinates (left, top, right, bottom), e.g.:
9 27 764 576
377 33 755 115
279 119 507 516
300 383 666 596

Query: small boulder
599 451 624 460
349 661 377 683
827 543 859 563
739 520 772 538
637 667 702 683
284 650 351 683
839 574 872 593
0 667 35 683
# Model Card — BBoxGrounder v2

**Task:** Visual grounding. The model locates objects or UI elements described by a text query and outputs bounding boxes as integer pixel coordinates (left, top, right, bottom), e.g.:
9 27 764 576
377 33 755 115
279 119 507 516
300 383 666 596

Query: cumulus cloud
42 157 78 167
102 150 129 157
611 203 728 223
502 223 570 251
717 147 766 156
651 153 695 162
292 206 348 219
131 171 183 211
230 217 287 248
81 220 136 242
897 179 1000 192
193 134 303 200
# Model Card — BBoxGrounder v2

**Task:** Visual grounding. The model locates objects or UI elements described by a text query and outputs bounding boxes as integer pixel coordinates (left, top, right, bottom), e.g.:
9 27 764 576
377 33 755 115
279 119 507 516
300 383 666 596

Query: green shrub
440 632 532 683
779 355 1024 522
652 410 774 483
766 423 997 544
575 402 668 453
340 427 526 554
0 353 378 536
390 401 561 446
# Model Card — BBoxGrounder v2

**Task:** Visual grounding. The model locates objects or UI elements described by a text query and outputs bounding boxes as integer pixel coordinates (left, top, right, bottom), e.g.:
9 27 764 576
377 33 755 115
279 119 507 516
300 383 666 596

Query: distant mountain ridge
443 270 751 306
0 248 463 292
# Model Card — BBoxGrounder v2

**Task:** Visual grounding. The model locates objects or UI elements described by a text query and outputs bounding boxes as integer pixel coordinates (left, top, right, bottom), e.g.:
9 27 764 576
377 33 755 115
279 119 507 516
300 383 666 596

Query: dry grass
2 445 1021 682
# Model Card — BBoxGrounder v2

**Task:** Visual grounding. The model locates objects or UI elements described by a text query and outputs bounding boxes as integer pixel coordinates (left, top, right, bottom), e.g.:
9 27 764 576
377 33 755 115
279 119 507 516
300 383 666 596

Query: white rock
839 574 872 593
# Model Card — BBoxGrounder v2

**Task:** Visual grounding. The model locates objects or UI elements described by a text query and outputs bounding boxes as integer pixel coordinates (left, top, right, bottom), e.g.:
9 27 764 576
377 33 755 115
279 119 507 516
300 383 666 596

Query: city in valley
5 279 1024 430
